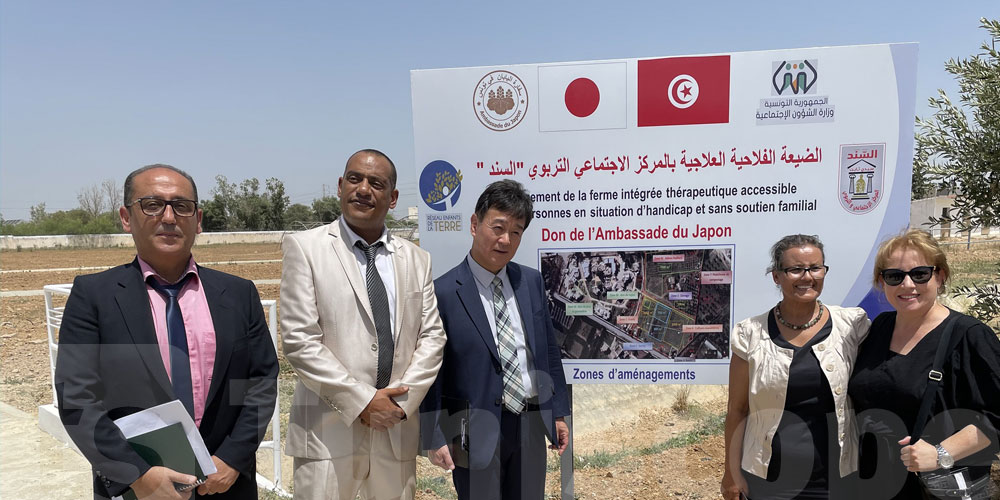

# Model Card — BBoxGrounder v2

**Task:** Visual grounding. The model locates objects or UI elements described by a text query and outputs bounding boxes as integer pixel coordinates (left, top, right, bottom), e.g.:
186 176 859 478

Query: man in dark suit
420 179 571 500
54 164 279 500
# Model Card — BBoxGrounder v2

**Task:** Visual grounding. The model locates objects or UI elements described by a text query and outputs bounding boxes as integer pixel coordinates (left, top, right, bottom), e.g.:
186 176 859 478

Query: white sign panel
411 43 918 385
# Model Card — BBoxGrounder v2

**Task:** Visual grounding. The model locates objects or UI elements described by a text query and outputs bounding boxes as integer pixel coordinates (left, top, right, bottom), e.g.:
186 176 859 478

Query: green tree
311 195 341 223
915 17 1000 230
284 203 314 229
263 178 289 230
205 175 288 231
914 17 1000 329
30 203 47 223
200 198 228 232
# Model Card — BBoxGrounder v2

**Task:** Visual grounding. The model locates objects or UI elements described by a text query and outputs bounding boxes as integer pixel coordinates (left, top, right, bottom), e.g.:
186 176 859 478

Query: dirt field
2 240 997 499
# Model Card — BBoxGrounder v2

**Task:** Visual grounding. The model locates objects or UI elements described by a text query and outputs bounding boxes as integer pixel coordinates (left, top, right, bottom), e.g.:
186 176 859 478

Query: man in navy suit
55 164 278 500
420 180 570 500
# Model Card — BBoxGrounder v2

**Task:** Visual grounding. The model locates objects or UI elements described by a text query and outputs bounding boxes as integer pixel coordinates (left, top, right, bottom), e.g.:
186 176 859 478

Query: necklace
774 300 824 330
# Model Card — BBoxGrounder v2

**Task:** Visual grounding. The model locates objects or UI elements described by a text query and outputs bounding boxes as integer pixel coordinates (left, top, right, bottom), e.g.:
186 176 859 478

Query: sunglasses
879 266 937 286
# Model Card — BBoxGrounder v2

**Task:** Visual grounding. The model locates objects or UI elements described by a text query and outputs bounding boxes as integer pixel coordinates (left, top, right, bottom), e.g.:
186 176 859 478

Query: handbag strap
909 312 958 446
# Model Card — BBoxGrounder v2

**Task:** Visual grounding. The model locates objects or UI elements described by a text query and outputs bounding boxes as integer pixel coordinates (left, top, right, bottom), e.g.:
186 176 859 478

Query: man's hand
549 418 570 455
428 444 455 470
721 469 749 500
898 436 939 472
359 386 409 430
130 466 195 500
196 456 239 495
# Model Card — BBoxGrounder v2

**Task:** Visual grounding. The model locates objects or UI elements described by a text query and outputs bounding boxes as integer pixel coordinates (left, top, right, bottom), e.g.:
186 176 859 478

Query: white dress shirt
466 254 538 398
340 217 397 335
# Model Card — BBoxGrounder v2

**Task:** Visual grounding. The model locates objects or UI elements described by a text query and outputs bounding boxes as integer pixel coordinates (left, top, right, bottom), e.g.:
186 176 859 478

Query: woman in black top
723 235 870 500
848 230 1000 499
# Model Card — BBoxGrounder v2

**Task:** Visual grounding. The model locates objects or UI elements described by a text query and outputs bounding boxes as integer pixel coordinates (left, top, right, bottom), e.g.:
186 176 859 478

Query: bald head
346 149 397 189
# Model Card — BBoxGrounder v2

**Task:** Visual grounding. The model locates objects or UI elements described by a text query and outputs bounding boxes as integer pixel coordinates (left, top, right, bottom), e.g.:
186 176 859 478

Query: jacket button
495 398 502 406
494 366 501 374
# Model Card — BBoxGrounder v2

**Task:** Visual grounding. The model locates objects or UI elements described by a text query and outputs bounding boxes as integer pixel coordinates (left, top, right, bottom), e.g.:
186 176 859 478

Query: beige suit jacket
280 220 446 461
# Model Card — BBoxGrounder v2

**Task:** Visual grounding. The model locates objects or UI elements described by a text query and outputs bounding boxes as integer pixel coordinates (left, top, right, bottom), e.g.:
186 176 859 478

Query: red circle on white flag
564 78 600 117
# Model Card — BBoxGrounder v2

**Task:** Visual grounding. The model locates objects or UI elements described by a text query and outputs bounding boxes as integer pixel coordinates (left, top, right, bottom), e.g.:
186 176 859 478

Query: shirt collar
466 253 508 289
339 217 394 253
138 255 199 286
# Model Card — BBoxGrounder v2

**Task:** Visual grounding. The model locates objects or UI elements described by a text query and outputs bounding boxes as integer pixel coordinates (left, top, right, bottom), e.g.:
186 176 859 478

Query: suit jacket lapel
507 264 539 358
328 222 373 322
202 270 231 407
390 235 406 342
115 260 173 397
456 261 500 364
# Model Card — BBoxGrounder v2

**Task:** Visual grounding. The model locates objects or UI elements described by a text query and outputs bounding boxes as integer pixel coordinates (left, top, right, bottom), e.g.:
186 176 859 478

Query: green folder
121 422 206 500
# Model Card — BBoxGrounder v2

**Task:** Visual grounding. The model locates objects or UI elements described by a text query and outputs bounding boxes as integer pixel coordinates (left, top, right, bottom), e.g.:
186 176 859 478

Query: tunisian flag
637 55 730 127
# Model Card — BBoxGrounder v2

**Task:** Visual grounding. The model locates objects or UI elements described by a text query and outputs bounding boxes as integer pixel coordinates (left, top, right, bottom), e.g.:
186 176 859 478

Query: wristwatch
935 444 955 469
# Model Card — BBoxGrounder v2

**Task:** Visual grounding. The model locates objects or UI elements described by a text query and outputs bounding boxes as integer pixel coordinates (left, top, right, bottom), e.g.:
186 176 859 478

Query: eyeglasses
879 266 937 286
781 265 829 279
126 197 198 217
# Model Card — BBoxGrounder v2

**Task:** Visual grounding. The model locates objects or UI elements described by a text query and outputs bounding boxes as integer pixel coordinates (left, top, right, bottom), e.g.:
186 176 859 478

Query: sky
1 1 997 222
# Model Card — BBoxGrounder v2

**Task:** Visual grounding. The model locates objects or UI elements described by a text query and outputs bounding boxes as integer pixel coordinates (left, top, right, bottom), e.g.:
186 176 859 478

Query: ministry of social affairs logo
772 60 818 95
474 70 528 131
420 160 463 212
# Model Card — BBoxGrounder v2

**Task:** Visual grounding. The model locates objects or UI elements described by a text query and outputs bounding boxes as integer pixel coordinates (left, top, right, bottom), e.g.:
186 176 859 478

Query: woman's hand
721 470 748 500
897 436 939 472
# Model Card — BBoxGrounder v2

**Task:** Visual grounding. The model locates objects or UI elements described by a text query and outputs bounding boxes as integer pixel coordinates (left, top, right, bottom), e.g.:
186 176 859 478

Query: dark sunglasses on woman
879 266 937 286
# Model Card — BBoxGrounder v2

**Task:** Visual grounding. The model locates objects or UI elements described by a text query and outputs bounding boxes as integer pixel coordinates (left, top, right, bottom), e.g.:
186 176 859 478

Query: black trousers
453 407 548 500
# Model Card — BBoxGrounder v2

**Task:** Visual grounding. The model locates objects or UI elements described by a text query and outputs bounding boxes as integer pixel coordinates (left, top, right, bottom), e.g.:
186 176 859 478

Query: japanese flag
637 55 730 127
537 62 626 132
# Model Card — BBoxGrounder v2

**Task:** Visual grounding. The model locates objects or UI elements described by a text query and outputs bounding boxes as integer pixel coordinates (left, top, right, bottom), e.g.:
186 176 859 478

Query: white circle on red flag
564 77 600 118
668 74 699 109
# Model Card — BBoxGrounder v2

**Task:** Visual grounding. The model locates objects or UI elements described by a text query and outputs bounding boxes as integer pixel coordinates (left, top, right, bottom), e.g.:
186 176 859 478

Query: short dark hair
766 234 824 273
348 149 397 189
123 164 198 206
474 180 534 229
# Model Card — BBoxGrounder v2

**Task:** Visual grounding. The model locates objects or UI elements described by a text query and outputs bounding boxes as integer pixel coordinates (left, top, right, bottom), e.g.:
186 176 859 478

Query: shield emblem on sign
838 143 885 214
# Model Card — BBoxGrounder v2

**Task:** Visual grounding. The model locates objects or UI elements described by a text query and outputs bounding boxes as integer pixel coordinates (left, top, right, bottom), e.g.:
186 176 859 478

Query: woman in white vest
722 234 870 499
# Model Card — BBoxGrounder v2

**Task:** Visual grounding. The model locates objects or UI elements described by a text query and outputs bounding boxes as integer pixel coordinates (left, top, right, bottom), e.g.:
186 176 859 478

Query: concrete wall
910 195 992 238
1 227 418 250
0 231 287 250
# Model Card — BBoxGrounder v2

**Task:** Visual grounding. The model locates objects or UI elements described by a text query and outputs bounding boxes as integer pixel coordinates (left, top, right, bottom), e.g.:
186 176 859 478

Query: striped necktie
356 240 393 389
491 276 526 414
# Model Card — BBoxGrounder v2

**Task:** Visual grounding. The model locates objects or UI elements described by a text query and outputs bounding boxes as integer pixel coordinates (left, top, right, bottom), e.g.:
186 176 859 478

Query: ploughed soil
2 240 997 499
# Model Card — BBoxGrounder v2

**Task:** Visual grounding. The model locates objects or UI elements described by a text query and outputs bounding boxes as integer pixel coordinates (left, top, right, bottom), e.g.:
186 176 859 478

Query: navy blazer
420 260 571 470
54 259 279 500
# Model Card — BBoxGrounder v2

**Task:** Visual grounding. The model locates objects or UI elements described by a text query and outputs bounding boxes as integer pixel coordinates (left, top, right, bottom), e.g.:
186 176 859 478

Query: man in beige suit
280 149 446 500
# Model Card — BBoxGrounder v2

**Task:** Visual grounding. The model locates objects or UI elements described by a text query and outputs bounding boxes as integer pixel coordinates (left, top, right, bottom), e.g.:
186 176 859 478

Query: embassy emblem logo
838 143 885 215
473 70 528 131
420 160 463 212
772 60 817 95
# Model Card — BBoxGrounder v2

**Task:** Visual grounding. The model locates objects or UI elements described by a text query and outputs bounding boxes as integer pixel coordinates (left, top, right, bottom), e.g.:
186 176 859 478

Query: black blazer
54 259 279 500
419 260 571 470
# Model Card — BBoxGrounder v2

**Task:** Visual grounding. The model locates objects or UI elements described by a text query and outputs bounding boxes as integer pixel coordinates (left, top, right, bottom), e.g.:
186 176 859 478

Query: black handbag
909 314 992 500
